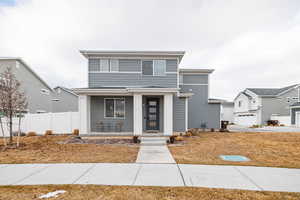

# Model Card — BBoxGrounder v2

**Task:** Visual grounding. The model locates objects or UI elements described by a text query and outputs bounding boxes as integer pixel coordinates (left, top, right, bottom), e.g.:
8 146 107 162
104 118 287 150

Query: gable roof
0 57 53 91
79 50 185 62
247 84 299 96
54 86 78 97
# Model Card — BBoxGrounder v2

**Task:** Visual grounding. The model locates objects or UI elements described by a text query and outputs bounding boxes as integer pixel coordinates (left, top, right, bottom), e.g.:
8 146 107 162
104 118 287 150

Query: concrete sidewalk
0 163 300 192
136 137 176 164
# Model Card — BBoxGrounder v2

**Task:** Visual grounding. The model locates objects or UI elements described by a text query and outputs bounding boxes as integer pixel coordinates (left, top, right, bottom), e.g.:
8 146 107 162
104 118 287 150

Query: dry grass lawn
169 132 300 168
0 135 139 164
0 185 299 200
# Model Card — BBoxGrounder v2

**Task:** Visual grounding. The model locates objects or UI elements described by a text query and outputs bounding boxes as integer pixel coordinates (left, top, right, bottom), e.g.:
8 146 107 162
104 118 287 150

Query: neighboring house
74 50 220 136
234 84 300 126
291 102 300 127
0 57 53 113
52 86 78 112
220 101 234 123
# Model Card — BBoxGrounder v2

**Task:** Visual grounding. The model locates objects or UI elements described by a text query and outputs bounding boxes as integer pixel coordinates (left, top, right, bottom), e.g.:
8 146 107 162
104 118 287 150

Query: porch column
79 95 90 135
164 94 173 136
133 94 143 136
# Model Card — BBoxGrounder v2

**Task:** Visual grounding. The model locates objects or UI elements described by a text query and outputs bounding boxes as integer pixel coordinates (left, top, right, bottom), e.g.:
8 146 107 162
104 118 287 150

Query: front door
146 98 160 131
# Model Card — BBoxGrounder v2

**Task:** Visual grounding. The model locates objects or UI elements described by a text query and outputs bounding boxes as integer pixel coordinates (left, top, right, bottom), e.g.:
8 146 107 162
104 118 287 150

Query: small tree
0 67 27 145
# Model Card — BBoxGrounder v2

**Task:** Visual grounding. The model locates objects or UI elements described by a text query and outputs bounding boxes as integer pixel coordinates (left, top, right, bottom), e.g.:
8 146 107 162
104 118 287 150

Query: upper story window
179 74 183 85
238 101 242 107
94 59 119 72
142 60 166 76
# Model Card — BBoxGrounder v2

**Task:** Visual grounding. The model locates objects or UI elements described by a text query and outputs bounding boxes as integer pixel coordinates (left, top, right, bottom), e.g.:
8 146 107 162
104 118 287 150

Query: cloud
0 0 300 100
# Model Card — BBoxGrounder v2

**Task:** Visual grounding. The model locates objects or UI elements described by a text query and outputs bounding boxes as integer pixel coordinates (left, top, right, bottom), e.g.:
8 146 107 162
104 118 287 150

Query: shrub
250 125 260 128
73 129 79 135
175 136 184 141
27 131 37 136
186 131 192 137
280 124 285 126
45 130 53 136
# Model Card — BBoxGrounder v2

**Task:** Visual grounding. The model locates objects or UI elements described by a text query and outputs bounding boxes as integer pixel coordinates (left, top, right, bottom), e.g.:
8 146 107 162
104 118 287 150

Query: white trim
86 56 181 60
164 94 173 136
185 97 188 131
291 106 300 108
79 95 90 134
180 83 208 86
89 71 142 74
104 98 125 119
296 111 300 127
133 94 143 136
165 72 177 74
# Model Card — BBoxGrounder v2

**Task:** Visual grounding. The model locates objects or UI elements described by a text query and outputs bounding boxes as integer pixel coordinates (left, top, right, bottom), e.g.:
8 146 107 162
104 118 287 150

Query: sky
0 0 299 101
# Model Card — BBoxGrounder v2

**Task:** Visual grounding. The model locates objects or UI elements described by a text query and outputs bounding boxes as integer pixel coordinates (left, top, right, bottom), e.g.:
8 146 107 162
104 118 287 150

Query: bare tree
0 67 27 145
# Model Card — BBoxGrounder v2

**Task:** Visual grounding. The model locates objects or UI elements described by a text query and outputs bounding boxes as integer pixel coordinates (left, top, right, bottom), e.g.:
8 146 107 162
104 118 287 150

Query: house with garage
73 50 220 136
234 84 300 126
0 57 54 113
52 86 78 112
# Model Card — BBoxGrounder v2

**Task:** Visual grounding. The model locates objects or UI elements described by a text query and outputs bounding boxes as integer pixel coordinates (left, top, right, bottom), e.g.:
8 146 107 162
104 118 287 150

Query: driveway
228 125 300 132
0 163 300 193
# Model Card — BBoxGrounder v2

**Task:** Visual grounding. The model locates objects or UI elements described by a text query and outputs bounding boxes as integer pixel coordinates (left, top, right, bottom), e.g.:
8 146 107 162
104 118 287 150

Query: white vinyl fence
1 112 79 137
270 115 291 126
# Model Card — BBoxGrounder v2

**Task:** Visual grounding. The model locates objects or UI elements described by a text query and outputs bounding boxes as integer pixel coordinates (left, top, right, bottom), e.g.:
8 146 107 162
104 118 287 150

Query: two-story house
74 50 220 136
234 84 300 126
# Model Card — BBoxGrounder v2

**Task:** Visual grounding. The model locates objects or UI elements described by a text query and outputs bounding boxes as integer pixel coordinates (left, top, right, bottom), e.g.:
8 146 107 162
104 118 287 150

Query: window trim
104 98 125 119
97 59 119 72
141 59 166 76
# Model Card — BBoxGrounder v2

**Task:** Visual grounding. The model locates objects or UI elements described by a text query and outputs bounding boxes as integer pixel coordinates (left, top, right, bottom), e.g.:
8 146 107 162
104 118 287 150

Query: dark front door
146 98 160 131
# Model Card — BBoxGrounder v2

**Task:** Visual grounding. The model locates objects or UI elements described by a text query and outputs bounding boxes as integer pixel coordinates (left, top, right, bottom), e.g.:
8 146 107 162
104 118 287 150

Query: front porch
77 87 177 136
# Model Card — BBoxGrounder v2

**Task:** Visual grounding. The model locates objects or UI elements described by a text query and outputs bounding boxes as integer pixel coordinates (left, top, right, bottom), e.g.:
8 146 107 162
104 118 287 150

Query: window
142 60 153 75
179 74 183 85
287 97 290 103
153 60 166 76
41 89 50 95
104 98 125 118
238 101 242 107
97 59 119 72
142 60 166 76
100 59 109 72
110 59 119 72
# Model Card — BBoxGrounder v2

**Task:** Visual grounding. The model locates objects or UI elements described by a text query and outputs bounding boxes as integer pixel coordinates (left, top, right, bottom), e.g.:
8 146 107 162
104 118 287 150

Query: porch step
140 137 168 146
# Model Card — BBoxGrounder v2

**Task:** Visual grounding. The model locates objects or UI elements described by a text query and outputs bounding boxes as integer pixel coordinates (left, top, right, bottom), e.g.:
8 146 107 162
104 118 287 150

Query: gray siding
182 74 208 84
0 60 52 113
261 89 299 124
90 96 133 132
52 89 78 112
291 108 300 125
173 96 186 132
88 59 178 88
181 85 220 129
119 59 140 71
89 73 177 88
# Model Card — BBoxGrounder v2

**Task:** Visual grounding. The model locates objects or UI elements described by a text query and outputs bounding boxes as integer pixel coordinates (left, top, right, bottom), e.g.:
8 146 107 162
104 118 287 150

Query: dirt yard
0 185 299 200
169 132 300 168
0 135 139 164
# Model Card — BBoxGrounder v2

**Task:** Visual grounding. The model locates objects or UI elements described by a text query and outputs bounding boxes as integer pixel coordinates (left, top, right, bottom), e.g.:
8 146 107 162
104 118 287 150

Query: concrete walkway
136 137 176 164
0 163 300 192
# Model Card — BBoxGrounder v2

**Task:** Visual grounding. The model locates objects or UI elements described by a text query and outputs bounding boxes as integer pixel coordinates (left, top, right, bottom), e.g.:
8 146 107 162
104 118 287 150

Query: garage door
235 114 257 126
296 112 300 127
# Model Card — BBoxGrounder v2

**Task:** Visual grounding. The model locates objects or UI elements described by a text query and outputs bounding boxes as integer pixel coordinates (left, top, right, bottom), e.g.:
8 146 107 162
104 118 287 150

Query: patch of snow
39 190 66 199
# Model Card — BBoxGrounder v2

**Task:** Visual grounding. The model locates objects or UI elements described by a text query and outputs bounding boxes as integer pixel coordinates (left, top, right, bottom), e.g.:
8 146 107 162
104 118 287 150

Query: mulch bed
59 136 136 145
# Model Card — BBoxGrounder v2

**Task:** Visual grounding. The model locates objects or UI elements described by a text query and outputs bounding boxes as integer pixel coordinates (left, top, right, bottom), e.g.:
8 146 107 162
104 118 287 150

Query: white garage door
235 114 257 126
296 112 300 127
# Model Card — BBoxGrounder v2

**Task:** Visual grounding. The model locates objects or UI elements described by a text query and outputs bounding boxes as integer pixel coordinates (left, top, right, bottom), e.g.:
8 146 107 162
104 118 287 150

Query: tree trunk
0 117 6 146
17 115 21 147
9 112 13 144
